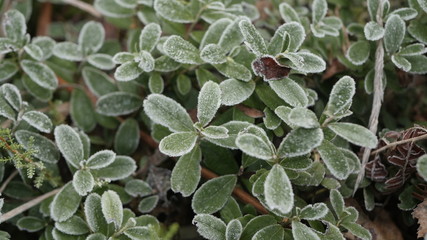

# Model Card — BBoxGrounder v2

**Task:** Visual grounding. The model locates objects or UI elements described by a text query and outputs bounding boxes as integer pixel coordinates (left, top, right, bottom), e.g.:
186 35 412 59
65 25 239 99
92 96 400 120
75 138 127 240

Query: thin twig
37 2 52 36
0 170 18 194
61 0 102 18
354 0 385 195
370 134 427 156
0 188 60 222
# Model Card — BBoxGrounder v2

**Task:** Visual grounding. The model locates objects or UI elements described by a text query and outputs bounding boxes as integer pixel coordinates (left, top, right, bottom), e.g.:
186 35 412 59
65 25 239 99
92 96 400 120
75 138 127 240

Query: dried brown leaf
413 199 427 238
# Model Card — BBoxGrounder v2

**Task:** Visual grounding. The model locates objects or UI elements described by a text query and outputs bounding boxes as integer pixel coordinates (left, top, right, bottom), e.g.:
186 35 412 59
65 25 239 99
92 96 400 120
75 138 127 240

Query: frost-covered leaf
416 155 427 182
171 146 201 197
346 41 370 65
408 20 427 44
143 93 194 132
154 55 181 73
269 78 308 107
279 3 300 23
78 21 104 54
399 43 427 56
2 10 26 43
292 221 320 240
114 61 143 81
24 43 43 61
325 76 355 116
318 140 351 180
218 17 246 53
53 42 84 61
252 225 284 240
159 132 198 157
70 88 96 132
137 50 155 72
384 15 405 54
264 164 294 214
275 106 297 129
22 111 52 133
206 121 252 149
164 35 202 64
1 83 21 111
0 37 19 54
101 190 123 230
200 44 227 64
220 79 255 106
85 193 109 233
17 216 45 232
236 133 275 160
201 18 232 49
240 215 277 239
148 73 164 94
32 36 55 60
139 23 161 52
406 55 427 74
86 150 116 169
277 128 323 158
154 0 194 23
202 126 229 139
96 92 143 116
138 196 159 213
94 0 133 18
288 107 319 128
330 189 345 217
113 52 134 64
226 219 242 240
0 61 18 82
328 122 378 148
86 233 107 240
73 169 95 196
115 0 137 8
92 156 136 181
214 60 252 82
392 55 411 72
54 125 84 168
291 52 326 73
418 0 427 14
51 182 82 222
274 22 305 52
239 20 268 56
15 130 59 164
87 54 115 70
312 0 327 23
82 67 117 97
299 203 328 220
198 81 221 126
21 60 58 90
193 214 226 240
390 7 418 21
125 226 159 240
341 222 372 240
263 108 281 130
176 74 192 95
125 179 152 197
0 96 15 120
55 215 90 235
114 118 140 155
192 175 237 214
364 21 385 41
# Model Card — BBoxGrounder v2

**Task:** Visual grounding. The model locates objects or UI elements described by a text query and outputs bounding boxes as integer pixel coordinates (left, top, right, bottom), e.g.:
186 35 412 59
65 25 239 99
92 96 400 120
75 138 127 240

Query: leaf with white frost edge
143 93 194 132
32 36 55 60
364 21 385 41
346 41 370 66
312 0 327 24
101 190 123 230
24 44 43 61
239 20 268 56
55 215 90 235
206 121 252 149
82 67 117 97
275 106 298 129
220 79 255 106
279 3 300 23
159 132 198 157
15 130 59 164
252 225 284 240
192 175 237 214
86 150 116 169
112 52 134 64
269 78 308 107
202 126 229 139
264 164 294 214
0 97 15 120
399 43 427 56
87 54 115 70
318 140 351 180
154 0 194 23
193 214 226 240
392 55 411 72
299 203 329 220
328 122 378 148
73 169 95 196
264 107 281 130
51 182 82 222
1 83 21 111
218 17 247 53
21 60 58 90
96 92 142 116
200 44 227 64
417 155 427 182
91 156 136 181
171 146 201 197
277 128 323 158
226 219 242 240
236 133 275 160
125 179 152 198
139 23 161 52
3 10 26 43
22 111 52 133
198 81 221 126
291 52 326 73
54 125 84 168
164 36 202 64
137 50 155 72
384 15 406 54
288 107 319 128
114 61 143 82
53 42 84 61
292 221 320 240
200 18 233 49
273 22 306 52
78 21 105 54
0 61 18 82
325 76 355 116
214 60 252 82
148 73 164 94
85 193 109 233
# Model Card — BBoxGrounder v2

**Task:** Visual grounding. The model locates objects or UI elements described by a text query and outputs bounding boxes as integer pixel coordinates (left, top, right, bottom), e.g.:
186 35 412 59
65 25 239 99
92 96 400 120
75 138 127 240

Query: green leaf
277 128 323 158
341 222 372 240
21 111 52 133
17 216 45 232
70 88 96 132
78 21 104 54
114 61 143 81
137 50 155 72
292 221 320 240
0 61 18 82
226 219 242 240
82 67 118 97
87 54 115 70
21 60 58 90
54 125 84 168
312 0 328 23
73 169 95 196
317 140 351 180
113 52 134 64
1 83 21 111
220 79 255 106
125 179 152 198
279 3 300 23
0 96 15 121
91 155 136 181
206 121 252 149
390 7 418 21
32 36 55 61
164 35 202 64
125 226 159 240
408 19 427 44
274 22 306 52
86 150 116 169
325 76 355 116
239 20 267 56
202 126 229 139
391 55 411 72
55 215 89 235
252 225 284 240
198 81 221 126
94 0 134 18
367 0 379 20
159 132 198 157
241 215 277 240
114 118 140 155
346 41 370 65
406 55 427 74
193 214 226 240
214 60 252 82
177 74 192 95
192 175 237 214
288 107 319 128
236 133 275 160
218 17 246 53
87 233 107 240
220 198 242 223
138 195 159 213
51 182 82 222
384 15 405 54
327 122 378 148
101 190 123 230
201 44 227 64
85 193 108 233
416 155 427 181
24 43 43 61
154 0 194 23
143 93 194 132
299 203 328 220
269 78 308 107
148 72 164 94
2 10 26 43
96 92 142 116
15 130 59 164
291 52 326 73
263 107 281 130
53 42 84 61
399 43 427 56
264 164 294 214
201 18 232 49
139 23 161 52
418 0 427 14
171 146 201 197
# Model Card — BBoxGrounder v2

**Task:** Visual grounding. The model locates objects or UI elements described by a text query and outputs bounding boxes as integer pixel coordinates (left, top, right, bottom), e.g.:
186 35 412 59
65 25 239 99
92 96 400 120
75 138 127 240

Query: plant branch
0 170 18 194
61 0 102 18
0 188 60 222
370 133 427 156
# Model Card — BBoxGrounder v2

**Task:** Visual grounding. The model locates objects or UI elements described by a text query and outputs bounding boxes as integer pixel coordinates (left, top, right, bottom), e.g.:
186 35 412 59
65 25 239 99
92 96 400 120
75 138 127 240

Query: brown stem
0 170 18 193
36 2 52 36
370 133 427 156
